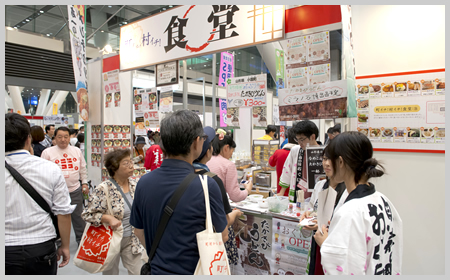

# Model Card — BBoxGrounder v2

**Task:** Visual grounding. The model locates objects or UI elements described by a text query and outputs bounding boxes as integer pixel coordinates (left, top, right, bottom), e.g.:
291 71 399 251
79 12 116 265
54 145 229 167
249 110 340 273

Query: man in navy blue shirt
131 110 228 275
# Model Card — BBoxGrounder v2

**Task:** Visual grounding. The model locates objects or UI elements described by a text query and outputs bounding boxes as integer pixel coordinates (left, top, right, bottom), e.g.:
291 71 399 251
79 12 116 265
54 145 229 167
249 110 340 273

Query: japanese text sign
219 52 234 87
219 98 227 127
120 5 284 70
305 147 325 191
227 74 267 108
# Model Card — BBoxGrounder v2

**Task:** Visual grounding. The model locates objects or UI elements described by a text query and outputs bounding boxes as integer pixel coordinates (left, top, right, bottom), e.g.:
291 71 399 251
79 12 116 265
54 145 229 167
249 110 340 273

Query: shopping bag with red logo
194 175 230 275
74 184 123 274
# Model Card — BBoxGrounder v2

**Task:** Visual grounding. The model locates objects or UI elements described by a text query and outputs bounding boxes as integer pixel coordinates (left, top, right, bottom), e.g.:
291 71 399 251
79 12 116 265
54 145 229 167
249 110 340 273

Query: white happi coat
279 145 301 189
308 179 349 214
320 185 403 275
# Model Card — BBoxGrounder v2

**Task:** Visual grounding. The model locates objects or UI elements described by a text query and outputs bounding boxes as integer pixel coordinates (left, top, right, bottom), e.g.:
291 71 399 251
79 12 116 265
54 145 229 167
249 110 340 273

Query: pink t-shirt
207 155 248 202
41 146 88 193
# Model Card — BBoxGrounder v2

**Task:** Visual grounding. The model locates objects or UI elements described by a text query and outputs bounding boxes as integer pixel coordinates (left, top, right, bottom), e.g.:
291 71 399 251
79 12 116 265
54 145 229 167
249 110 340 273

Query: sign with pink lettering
219 98 227 127
219 52 234 87
227 74 267 108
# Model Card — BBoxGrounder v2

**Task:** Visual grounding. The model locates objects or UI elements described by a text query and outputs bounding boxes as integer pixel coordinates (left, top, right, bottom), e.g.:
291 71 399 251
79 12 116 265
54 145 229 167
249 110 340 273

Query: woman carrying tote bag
80 149 145 274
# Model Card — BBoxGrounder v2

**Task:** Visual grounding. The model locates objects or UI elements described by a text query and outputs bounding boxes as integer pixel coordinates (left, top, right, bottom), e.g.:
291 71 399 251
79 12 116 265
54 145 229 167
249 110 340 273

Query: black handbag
140 173 197 275
5 161 61 240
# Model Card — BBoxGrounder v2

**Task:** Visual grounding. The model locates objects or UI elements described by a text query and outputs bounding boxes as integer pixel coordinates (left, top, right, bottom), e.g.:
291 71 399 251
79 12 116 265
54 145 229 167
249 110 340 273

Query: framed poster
155 61 179 87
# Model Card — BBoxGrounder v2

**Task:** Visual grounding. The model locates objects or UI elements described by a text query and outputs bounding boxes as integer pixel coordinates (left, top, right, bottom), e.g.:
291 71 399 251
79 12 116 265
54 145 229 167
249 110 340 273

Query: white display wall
352 5 445 275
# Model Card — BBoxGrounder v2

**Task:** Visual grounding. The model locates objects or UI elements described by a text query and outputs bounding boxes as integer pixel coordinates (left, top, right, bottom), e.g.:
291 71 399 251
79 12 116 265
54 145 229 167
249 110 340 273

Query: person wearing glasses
41 126 88 247
82 149 145 275
279 120 320 201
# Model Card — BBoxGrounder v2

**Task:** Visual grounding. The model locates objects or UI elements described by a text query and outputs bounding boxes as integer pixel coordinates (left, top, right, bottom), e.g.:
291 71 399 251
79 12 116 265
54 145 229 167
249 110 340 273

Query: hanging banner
273 104 280 126
278 80 348 120
275 49 285 97
341 5 357 118
271 217 312 275
120 5 284 71
147 88 158 111
219 52 234 87
232 214 273 275
305 147 326 191
227 74 267 108
134 89 144 113
144 111 160 129
52 103 58 115
306 31 330 64
253 106 267 129
286 36 307 67
286 66 308 89
219 98 227 127
226 107 240 128
156 61 179 87
160 90 173 113
67 5 89 121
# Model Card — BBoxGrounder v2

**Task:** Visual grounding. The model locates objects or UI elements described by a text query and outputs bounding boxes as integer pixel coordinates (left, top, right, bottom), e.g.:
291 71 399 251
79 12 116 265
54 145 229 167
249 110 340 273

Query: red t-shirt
144 145 164 171
268 148 291 196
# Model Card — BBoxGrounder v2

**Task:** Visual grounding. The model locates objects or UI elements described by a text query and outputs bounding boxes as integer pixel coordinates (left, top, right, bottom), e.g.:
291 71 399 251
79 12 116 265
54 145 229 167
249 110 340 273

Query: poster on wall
219 98 227 127
67 5 89 121
307 31 330 64
305 147 326 191
271 217 312 275
147 88 158 110
134 89 144 112
308 63 330 85
219 52 234 87
120 5 285 70
103 69 120 108
227 74 267 108
232 214 273 275
278 80 348 120
286 36 307 67
159 90 173 113
286 66 308 89
275 49 285 96
155 61 179 87
144 111 160 129
226 107 240 128
253 106 267 129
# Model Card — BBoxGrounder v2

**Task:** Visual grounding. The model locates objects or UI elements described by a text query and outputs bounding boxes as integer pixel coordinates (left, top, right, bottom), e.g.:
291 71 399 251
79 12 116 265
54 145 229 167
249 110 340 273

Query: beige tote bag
74 184 123 274
194 175 231 275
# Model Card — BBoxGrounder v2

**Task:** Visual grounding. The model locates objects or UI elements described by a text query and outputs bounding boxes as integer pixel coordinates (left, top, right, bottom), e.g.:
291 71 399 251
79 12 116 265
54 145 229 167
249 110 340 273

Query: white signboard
227 74 267 108
144 111 160 128
120 5 284 70
279 80 348 106
156 61 179 86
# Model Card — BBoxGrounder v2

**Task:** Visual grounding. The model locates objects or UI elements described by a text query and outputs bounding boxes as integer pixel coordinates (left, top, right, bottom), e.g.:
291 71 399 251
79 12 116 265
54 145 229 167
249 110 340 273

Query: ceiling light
40 10 44 13
108 5 112 8
169 5 173 8
6 26 14 30
123 21 127 24
237 59 240 61
101 30 104 32
204 65 206 67
46 34 50 36
22 21 26 23
238 52 241 54
189 67 192 69
26 19 30 22
14 26 18 29
251 57 254 59
163 8 166 10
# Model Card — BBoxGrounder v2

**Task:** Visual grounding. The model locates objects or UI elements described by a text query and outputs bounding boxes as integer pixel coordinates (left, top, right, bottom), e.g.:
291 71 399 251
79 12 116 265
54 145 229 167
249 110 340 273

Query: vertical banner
219 52 234 87
275 49 285 97
52 103 58 115
67 5 89 121
271 217 312 275
159 89 173 113
305 147 326 191
341 5 357 118
232 214 273 275
253 106 267 129
147 88 158 110
219 98 228 127
273 104 280 125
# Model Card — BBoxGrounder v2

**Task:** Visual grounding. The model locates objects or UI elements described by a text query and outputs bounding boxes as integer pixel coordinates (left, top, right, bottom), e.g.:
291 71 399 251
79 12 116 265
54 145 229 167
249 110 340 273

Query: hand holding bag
194 175 231 275
74 183 123 274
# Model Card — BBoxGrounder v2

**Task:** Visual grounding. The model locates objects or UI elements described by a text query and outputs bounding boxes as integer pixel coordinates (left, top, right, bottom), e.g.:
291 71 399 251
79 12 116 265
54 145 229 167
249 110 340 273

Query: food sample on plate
140 169 146 176
396 83 406 91
114 92 121 101
135 123 145 129
358 86 369 94
358 114 368 123
382 85 394 92
383 128 393 137
113 139 122 147
422 81 434 90
436 129 445 138
358 99 369 109
408 129 420 138
436 81 445 89
133 169 140 177
360 129 369 136
422 128 434 138
114 125 122 133
370 128 381 137
407 82 421 91
370 85 381 92
104 125 113 133
104 140 113 147
395 129 406 137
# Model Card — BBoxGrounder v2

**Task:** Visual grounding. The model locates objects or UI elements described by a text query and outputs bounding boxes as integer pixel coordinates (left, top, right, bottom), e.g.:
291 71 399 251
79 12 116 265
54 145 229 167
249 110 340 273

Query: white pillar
5 89 14 109
70 91 79 113
36 89 51 116
7 85 26 114
43 90 69 116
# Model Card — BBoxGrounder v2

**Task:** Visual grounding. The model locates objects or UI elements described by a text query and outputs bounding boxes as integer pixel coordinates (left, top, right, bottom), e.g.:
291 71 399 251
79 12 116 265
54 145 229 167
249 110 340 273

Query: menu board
231 214 273 275
227 74 267 108
271 217 312 275
144 111 159 129
356 71 445 151
278 80 348 120
305 147 326 191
